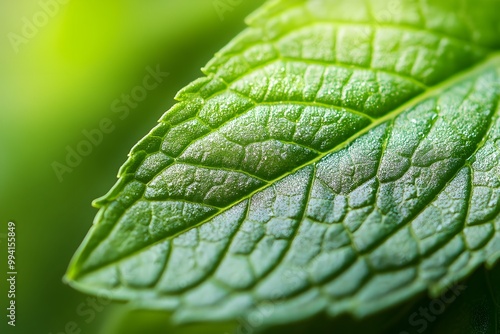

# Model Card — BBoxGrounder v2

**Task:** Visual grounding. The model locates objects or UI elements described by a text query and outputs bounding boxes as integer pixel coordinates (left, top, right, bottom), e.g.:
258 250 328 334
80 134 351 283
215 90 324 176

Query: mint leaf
66 0 500 326
101 307 238 334
99 265 500 334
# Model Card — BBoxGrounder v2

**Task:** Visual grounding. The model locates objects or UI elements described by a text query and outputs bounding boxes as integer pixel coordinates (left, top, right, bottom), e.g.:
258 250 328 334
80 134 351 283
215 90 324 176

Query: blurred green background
0 1 265 333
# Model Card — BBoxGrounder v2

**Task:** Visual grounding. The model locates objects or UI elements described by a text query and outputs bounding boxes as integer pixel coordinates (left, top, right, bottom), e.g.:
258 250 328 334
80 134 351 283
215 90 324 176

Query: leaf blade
66 0 500 326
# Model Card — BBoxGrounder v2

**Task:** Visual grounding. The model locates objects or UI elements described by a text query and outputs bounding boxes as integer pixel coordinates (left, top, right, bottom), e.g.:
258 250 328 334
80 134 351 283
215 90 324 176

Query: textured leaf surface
99 266 500 334
66 0 500 325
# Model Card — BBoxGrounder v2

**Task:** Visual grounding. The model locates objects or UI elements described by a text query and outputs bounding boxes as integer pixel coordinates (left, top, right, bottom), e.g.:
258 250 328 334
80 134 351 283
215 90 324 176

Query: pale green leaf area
66 0 500 328
101 265 500 334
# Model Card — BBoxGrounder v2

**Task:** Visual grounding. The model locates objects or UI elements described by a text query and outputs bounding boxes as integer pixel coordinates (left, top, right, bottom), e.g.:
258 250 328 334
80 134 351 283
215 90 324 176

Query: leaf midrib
72 52 500 280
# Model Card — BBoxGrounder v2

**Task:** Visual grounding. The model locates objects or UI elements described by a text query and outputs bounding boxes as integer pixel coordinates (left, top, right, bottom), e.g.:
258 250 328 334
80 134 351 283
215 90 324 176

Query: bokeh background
0 1 265 333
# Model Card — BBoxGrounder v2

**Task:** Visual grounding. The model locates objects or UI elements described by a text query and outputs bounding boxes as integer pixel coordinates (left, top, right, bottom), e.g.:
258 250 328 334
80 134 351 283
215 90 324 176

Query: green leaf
100 307 238 334
66 0 500 326
100 265 500 334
